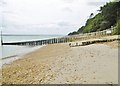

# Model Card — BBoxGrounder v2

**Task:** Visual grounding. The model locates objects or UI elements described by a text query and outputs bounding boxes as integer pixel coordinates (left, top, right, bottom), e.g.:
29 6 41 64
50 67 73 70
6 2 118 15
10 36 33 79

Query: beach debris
68 38 119 47
69 43 71 47
39 79 43 82
76 42 78 46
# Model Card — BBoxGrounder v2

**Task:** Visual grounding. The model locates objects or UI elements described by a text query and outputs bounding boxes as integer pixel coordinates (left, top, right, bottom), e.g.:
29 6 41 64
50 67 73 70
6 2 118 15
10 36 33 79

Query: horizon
1 34 65 36
0 32 65 36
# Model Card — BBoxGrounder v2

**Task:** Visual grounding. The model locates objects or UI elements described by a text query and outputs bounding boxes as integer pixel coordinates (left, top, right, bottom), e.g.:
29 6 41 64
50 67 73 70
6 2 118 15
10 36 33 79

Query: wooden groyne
1 28 117 46
69 38 120 47
2 37 72 46
81 38 120 46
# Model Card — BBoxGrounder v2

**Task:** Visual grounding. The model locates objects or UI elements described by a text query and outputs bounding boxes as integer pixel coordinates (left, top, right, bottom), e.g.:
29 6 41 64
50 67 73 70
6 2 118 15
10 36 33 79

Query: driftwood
69 38 119 47
81 38 119 46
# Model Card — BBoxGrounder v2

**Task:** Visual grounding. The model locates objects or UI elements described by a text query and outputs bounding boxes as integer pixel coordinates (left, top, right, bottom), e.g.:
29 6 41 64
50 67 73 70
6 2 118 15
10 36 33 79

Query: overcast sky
0 0 112 35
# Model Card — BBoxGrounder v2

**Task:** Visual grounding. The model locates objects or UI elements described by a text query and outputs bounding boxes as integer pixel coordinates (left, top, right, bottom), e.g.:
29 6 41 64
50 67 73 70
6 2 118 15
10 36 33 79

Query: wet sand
2 39 118 84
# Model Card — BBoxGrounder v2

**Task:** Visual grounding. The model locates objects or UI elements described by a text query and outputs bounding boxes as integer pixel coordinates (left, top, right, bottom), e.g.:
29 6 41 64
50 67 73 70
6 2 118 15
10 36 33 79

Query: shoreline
1 45 45 65
2 39 118 84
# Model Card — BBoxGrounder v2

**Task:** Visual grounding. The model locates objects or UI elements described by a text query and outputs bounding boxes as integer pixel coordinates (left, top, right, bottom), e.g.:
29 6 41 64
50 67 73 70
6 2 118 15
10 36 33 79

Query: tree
89 13 94 19
68 1 120 35
68 31 79 35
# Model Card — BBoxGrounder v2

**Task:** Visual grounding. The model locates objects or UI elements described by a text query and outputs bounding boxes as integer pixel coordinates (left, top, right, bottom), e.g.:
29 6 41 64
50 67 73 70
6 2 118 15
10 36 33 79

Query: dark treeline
68 1 120 35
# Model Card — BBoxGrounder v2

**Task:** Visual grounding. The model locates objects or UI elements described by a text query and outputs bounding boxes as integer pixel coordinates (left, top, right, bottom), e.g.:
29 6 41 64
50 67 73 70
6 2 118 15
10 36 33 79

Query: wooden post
1 31 3 45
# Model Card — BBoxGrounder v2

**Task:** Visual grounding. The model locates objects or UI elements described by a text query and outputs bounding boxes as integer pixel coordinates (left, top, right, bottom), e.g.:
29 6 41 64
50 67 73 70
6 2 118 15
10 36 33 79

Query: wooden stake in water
1 31 3 45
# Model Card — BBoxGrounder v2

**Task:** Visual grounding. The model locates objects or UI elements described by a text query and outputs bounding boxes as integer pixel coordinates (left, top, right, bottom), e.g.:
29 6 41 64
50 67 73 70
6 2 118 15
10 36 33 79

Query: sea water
0 35 63 64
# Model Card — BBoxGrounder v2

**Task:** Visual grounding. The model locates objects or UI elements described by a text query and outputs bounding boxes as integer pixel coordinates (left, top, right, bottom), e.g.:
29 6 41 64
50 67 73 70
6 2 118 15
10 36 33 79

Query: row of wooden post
2 38 72 46
1 28 115 46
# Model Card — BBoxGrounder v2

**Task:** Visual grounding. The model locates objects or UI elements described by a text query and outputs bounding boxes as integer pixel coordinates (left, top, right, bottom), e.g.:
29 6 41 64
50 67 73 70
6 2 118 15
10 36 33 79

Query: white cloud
1 0 110 35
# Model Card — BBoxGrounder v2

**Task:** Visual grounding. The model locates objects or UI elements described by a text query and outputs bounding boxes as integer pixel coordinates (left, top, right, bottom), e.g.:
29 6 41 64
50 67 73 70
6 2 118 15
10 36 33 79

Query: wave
2 55 18 60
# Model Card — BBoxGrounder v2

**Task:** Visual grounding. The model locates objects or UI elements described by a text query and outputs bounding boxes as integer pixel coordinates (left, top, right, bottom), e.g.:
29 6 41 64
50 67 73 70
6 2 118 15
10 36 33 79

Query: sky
0 0 112 35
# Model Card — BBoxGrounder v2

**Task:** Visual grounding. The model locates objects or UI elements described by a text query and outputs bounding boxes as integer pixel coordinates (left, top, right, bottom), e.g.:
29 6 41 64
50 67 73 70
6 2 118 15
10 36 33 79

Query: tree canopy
68 1 120 35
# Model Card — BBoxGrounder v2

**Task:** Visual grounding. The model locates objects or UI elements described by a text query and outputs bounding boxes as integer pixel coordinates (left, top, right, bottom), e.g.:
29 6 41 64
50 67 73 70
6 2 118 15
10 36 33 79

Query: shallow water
0 35 63 65
0 35 63 59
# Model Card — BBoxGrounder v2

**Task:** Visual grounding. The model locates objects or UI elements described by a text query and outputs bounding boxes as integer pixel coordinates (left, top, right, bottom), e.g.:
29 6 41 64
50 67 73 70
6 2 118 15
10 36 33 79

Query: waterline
2 45 45 65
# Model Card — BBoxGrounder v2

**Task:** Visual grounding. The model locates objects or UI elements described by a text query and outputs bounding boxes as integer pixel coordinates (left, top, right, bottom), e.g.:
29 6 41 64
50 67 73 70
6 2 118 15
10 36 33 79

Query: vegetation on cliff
68 1 120 35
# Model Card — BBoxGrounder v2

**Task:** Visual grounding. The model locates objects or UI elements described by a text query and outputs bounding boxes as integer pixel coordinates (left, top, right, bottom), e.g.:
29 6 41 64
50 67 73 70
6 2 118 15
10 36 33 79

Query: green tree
68 1 120 35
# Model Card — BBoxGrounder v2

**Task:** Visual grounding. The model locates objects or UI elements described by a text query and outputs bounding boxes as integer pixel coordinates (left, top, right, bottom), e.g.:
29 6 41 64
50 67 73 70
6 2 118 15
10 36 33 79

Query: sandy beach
2 36 120 84
2 37 119 84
